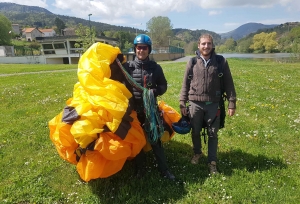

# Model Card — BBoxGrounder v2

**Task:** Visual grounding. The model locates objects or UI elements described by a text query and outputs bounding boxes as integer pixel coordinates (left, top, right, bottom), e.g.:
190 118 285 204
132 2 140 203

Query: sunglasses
136 45 148 51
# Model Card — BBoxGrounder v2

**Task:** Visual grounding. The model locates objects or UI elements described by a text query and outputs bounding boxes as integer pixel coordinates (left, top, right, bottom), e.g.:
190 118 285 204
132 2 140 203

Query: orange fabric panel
49 112 78 165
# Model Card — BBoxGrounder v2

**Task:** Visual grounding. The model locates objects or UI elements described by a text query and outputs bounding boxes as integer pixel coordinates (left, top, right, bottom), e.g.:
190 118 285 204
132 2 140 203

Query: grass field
0 59 299 204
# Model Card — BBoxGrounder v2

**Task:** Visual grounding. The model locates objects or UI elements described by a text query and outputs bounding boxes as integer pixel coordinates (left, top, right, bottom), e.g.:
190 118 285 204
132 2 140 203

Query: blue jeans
189 101 220 163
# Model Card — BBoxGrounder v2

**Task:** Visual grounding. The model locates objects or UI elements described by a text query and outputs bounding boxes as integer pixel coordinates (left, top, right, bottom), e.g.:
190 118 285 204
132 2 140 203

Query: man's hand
180 107 188 116
228 108 235 117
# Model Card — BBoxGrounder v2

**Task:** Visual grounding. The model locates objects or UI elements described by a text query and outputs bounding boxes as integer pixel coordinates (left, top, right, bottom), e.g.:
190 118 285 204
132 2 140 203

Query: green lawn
0 59 299 203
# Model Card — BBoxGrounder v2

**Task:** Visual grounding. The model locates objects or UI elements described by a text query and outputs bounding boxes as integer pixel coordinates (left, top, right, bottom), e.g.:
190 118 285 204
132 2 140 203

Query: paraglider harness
188 55 226 144
116 58 164 145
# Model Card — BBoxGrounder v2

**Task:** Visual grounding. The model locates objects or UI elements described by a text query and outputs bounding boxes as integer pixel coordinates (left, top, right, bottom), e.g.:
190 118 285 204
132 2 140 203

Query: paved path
0 69 76 77
173 56 191 62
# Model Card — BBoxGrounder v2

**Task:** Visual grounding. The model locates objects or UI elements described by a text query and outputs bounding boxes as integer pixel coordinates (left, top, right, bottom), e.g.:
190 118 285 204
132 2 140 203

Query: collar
134 56 150 66
200 55 211 68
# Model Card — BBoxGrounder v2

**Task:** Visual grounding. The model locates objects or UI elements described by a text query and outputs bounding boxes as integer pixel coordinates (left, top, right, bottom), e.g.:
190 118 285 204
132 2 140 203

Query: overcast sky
1 0 300 33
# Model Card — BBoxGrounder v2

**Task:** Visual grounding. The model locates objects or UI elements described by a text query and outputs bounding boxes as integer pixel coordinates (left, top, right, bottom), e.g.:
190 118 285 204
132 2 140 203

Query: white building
36 36 119 64
39 29 56 37
22 28 43 41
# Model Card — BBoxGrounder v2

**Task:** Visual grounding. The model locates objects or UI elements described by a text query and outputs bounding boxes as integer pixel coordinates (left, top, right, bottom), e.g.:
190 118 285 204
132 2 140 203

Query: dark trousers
134 139 168 173
189 101 220 163
134 105 169 173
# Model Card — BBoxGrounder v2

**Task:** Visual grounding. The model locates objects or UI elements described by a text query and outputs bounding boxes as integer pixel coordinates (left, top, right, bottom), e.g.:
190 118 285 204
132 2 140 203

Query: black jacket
124 57 167 104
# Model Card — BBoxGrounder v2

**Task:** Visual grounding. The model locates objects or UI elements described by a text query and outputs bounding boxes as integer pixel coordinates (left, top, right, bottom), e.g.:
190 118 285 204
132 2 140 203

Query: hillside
172 28 222 44
0 2 139 33
220 23 278 40
0 2 52 14
250 22 300 37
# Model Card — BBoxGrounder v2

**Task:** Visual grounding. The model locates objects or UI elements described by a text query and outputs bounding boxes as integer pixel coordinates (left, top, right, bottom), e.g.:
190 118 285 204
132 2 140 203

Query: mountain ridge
219 22 279 40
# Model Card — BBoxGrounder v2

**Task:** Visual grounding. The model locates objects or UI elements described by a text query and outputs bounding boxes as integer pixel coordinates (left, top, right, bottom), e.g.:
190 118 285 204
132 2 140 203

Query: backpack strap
187 56 197 81
188 54 224 81
215 55 225 95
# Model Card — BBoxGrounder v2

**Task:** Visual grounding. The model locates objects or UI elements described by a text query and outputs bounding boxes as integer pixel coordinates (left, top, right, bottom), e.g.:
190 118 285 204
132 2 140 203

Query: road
173 56 191 62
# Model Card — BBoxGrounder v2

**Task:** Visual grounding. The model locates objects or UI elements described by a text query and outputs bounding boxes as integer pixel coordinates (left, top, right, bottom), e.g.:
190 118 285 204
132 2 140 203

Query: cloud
45 0 197 27
51 0 300 27
0 0 47 7
1 0 299 31
53 0 190 18
194 0 300 9
208 10 222 16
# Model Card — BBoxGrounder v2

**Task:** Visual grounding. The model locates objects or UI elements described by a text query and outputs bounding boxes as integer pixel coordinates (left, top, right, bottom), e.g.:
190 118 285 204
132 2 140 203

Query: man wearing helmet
179 34 236 174
123 34 175 180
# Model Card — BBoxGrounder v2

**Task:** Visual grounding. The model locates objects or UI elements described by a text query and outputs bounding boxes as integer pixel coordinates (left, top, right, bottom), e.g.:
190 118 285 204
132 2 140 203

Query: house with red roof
39 28 56 37
22 28 43 41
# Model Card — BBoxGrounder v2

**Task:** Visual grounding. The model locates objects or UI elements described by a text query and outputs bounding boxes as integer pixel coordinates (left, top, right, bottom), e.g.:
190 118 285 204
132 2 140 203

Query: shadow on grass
218 148 288 176
88 143 189 204
88 139 287 203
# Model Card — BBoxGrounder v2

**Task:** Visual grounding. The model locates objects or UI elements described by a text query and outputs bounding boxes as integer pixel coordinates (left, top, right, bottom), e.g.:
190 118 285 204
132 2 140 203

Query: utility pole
167 36 171 45
88 14 92 42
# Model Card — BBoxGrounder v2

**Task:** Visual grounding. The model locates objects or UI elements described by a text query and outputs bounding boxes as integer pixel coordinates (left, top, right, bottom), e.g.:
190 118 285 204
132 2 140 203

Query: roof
22 28 43 33
39 29 55 33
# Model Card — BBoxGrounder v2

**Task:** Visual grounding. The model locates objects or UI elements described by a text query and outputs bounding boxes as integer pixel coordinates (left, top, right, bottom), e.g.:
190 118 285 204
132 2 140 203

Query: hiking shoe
191 153 202 164
208 161 219 174
161 170 176 181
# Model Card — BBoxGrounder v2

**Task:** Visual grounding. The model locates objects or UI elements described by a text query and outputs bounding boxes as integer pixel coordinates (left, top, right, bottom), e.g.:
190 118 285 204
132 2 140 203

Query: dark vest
127 60 158 101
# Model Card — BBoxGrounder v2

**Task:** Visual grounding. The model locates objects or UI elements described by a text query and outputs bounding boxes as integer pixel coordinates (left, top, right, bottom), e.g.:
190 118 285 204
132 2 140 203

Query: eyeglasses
136 45 148 51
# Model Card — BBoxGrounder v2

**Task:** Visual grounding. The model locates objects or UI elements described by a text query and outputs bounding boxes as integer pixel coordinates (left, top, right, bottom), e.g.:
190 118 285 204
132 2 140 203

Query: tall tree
112 31 134 51
54 17 66 35
288 27 300 57
74 23 96 53
146 16 173 47
250 32 278 53
0 14 12 45
236 38 253 53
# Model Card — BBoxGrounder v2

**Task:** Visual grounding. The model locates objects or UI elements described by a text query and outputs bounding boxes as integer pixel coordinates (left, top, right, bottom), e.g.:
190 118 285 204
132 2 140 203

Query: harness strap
116 58 164 144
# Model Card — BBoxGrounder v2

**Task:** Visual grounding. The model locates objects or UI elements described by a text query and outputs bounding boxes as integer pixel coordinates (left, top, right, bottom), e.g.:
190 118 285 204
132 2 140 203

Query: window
54 43 65 49
44 50 56 54
43 44 53 49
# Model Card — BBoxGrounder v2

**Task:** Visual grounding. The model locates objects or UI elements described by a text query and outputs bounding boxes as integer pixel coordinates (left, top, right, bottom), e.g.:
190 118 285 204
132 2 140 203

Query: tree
112 31 134 51
146 16 173 47
224 38 237 52
28 41 41 50
216 38 237 53
74 23 96 53
288 26 300 42
182 31 193 43
236 38 253 53
264 32 278 53
0 14 12 45
54 17 66 35
250 32 278 53
123 41 133 52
